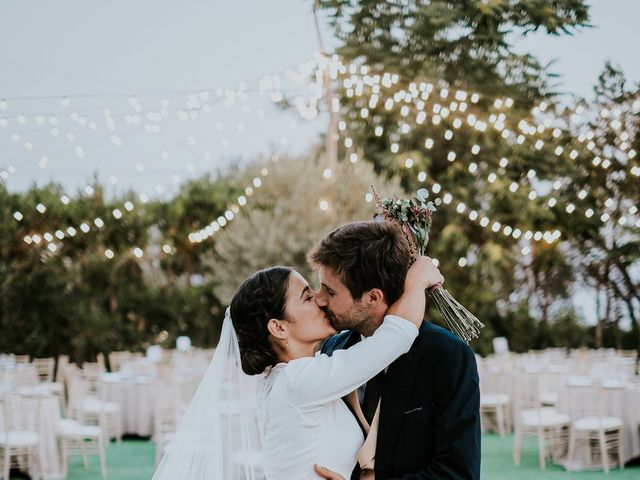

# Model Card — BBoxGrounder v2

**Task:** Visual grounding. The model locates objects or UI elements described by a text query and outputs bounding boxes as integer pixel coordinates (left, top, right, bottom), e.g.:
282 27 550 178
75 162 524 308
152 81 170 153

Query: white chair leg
156 440 163 466
538 429 546 470
513 426 522 465
618 429 624 469
552 425 567 463
496 407 505 437
599 430 609 474
567 427 576 469
3 449 10 480
28 451 37 480
117 415 123 443
99 437 107 479
60 439 69 478
81 442 89 469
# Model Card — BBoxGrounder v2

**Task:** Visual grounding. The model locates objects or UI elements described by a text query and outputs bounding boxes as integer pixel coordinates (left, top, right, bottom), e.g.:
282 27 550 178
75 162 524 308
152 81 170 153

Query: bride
152 256 442 479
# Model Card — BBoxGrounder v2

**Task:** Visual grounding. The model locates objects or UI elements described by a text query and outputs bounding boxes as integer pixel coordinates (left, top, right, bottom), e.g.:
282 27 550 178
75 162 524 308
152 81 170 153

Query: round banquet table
100 372 156 436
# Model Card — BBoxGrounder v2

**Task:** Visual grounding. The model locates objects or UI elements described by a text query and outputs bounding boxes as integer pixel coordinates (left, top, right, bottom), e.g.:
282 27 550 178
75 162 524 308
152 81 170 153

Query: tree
548 63 640 348
315 0 593 350
203 155 401 304
0 171 241 361
151 171 246 278
320 0 589 100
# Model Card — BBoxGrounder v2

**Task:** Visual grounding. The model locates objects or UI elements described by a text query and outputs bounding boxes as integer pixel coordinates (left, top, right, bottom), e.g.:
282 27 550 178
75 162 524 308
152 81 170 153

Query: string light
3 95 296 195
381 132 636 225
5 56 638 258
423 178 562 244
20 193 143 252
12 127 294 249
188 157 277 243
332 59 635 197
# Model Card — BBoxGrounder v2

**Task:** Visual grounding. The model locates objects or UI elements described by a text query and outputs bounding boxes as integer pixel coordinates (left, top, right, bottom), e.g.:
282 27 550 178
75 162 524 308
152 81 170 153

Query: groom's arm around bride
322 321 481 480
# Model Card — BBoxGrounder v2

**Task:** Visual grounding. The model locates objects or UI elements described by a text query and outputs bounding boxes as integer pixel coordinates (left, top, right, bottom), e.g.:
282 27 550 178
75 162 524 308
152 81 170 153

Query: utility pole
313 1 338 173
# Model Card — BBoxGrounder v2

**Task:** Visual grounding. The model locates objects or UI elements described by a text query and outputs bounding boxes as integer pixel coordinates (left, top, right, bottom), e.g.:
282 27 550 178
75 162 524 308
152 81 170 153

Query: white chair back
81 362 105 394
33 357 55 382
479 369 510 397
12 355 30 364
512 373 543 414
566 379 603 420
2 393 40 433
67 375 90 420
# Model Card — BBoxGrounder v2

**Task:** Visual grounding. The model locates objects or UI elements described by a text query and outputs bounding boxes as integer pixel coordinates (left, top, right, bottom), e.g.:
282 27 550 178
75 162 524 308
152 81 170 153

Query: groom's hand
313 464 345 479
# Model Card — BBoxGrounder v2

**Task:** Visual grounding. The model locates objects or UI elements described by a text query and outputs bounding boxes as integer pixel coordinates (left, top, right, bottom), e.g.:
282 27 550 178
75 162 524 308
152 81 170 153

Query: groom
309 220 481 479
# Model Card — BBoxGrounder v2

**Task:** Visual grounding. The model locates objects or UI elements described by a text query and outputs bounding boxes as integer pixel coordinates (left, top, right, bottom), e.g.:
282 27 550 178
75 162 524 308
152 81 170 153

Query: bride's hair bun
230 266 292 375
241 346 277 376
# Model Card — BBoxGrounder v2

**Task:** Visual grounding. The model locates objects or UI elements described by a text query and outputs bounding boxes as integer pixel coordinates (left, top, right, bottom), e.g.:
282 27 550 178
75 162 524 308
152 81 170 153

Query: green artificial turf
56 434 640 479
67 438 155 480
480 433 639 480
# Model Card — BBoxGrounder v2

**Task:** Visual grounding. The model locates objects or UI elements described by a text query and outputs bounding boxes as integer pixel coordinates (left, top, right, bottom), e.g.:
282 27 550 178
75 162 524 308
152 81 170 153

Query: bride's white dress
256 315 418 479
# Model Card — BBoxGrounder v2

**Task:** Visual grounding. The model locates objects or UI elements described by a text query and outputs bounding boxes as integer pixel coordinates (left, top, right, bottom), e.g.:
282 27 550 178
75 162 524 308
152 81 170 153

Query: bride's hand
387 256 442 328
313 464 345 480
406 256 444 291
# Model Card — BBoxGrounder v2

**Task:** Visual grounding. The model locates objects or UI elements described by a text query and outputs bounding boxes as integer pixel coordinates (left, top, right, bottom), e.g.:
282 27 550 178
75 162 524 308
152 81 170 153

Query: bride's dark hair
230 266 293 375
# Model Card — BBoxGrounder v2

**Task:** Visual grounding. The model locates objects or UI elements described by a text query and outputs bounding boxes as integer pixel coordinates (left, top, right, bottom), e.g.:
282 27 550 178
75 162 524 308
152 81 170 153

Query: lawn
59 434 639 479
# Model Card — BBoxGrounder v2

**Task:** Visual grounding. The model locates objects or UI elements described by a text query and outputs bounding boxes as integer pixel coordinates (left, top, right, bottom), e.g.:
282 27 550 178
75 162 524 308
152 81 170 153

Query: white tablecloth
101 372 155 436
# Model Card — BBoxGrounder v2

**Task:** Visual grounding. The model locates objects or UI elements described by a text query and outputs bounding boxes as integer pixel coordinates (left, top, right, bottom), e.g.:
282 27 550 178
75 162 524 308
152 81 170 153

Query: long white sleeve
283 315 418 408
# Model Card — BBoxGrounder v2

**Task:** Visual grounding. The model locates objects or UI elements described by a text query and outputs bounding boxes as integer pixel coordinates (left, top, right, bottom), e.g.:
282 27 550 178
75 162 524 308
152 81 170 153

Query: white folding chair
0 394 46 480
58 418 107 479
479 369 511 436
566 379 624 474
67 376 122 444
512 373 570 469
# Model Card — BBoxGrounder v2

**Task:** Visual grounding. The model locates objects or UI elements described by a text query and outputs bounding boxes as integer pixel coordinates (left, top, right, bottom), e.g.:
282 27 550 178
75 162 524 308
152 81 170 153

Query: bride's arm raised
386 256 442 330
285 256 443 408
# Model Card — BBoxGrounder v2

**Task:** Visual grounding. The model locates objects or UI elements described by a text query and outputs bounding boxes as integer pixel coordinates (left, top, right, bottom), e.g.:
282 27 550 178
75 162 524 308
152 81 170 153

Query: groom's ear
266 318 288 340
363 288 386 307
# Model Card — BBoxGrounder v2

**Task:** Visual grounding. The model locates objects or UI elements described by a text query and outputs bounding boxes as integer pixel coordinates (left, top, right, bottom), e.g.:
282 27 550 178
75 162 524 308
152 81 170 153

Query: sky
0 0 329 197
1 1 638 327
515 0 640 99
0 0 638 197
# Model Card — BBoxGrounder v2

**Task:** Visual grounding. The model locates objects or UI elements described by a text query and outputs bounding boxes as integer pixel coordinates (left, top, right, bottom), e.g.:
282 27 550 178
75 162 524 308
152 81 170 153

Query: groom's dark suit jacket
322 321 481 480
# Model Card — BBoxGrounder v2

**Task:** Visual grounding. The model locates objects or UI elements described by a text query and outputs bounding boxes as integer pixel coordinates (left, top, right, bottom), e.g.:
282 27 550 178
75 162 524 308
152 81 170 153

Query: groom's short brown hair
308 220 412 305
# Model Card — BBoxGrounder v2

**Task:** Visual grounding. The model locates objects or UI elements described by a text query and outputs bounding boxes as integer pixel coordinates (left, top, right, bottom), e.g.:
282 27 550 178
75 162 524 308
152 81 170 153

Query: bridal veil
152 309 263 480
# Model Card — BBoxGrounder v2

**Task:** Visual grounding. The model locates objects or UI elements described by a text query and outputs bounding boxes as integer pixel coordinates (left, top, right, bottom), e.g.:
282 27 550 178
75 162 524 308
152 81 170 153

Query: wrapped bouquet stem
372 187 484 343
